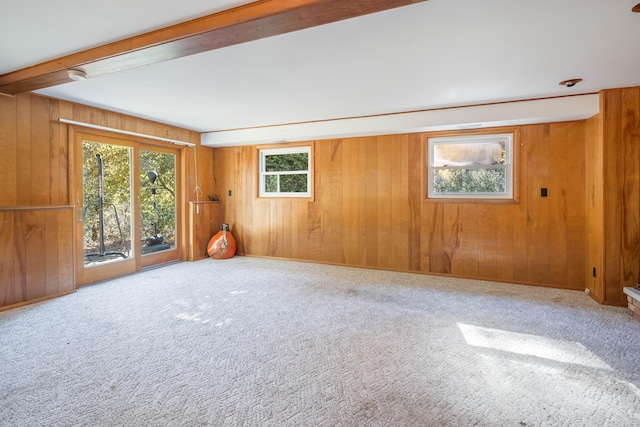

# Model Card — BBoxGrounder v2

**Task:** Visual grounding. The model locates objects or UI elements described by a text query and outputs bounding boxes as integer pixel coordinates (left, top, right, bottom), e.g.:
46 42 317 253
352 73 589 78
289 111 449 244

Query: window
427 133 513 200
259 146 312 198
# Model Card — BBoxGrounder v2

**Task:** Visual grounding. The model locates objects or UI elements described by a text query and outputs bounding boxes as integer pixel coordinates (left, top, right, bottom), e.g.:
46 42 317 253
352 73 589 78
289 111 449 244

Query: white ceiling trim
201 94 600 147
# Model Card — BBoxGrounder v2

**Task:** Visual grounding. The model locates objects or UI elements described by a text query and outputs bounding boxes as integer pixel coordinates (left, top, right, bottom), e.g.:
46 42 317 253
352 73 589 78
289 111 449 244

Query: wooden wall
594 87 640 305
0 207 74 307
214 122 588 291
585 112 604 299
0 93 213 310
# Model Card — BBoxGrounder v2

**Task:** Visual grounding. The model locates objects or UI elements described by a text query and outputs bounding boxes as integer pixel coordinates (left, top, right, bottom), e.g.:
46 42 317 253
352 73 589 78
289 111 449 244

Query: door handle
77 199 83 222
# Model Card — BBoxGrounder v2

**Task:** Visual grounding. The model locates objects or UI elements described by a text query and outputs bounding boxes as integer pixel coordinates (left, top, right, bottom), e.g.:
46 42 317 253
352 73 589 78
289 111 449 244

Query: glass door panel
140 149 176 256
82 140 133 266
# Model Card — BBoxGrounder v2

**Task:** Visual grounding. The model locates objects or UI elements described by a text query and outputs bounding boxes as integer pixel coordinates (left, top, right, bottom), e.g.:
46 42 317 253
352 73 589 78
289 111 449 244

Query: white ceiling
3 0 640 146
0 0 253 74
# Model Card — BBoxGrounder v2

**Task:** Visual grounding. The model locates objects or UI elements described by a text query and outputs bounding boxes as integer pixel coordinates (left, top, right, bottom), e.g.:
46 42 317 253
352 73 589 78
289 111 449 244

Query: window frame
426 133 515 201
258 145 313 199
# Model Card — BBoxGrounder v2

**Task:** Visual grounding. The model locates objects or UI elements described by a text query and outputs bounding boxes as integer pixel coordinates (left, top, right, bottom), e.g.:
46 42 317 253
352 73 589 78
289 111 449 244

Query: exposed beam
0 0 426 95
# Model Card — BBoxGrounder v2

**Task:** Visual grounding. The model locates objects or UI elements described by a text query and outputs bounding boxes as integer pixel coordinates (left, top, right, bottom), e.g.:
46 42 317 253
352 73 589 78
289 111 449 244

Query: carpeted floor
1 257 639 426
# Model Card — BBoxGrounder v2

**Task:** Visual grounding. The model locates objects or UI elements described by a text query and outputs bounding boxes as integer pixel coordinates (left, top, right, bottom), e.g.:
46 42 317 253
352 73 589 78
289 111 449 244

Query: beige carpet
1 257 639 426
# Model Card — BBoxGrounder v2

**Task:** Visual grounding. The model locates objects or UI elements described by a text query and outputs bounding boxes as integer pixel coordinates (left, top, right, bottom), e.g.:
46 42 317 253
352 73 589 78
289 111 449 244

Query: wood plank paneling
0 212 15 306
428 204 446 274
565 122 586 287
458 204 479 278
495 204 514 282
59 101 73 206
376 137 392 269
57 209 74 294
214 121 590 292
317 140 332 262
25 210 47 301
342 139 354 264
523 125 540 283
287 201 296 258
45 209 60 296
49 99 62 204
307 161 322 260
16 94 31 205
442 204 460 275
512 130 529 284
0 95 17 206
273 200 281 256
0 207 74 311
536 125 551 285
584 113 603 299
620 88 640 292
330 140 344 264
30 96 50 205
188 202 222 261
365 137 379 267
477 204 497 279
356 140 368 267
407 134 422 272
240 146 255 255
604 90 623 303
549 124 569 284
596 87 640 305
391 135 409 271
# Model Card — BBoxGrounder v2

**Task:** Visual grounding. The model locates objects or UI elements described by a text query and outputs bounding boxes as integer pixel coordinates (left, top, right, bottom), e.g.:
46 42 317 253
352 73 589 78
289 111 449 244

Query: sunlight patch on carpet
175 312 212 323
457 323 611 370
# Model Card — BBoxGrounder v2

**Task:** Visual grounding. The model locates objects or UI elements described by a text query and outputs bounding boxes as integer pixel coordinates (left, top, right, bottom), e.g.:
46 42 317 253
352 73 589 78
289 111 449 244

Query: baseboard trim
0 290 76 313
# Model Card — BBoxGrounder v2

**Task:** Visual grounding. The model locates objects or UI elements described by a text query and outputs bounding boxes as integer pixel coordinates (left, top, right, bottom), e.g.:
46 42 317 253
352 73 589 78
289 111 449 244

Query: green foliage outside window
140 150 176 247
279 174 308 192
82 141 132 256
265 152 308 172
432 168 506 194
429 134 512 199
263 151 309 194
265 175 278 192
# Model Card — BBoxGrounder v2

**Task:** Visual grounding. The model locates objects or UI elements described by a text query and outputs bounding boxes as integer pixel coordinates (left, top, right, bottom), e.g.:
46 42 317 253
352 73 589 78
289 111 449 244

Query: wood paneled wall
0 207 74 307
593 87 640 305
214 122 587 291
0 94 69 206
0 93 212 310
585 113 604 300
187 201 222 260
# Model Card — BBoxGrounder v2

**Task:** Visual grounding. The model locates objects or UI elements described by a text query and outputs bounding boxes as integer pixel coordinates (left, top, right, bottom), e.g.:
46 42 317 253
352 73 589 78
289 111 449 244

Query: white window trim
427 133 514 200
259 146 312 198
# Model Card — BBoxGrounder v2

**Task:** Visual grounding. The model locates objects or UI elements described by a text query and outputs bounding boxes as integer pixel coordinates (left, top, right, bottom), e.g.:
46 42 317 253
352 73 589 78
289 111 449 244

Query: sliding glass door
75 132 180 284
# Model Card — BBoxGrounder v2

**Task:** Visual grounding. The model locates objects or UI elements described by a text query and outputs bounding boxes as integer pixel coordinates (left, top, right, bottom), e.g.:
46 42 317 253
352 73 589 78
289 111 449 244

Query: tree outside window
259 146 311 198
428 134 513 200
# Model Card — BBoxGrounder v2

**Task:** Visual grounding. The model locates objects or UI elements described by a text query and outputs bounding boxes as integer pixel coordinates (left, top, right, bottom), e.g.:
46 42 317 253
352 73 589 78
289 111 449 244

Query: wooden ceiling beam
0 0 426 96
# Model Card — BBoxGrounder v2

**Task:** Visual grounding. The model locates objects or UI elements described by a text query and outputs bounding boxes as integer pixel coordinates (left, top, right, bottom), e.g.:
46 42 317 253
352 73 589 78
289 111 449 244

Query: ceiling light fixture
67 69 88 81
559 78 582 88
633 3 640 12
